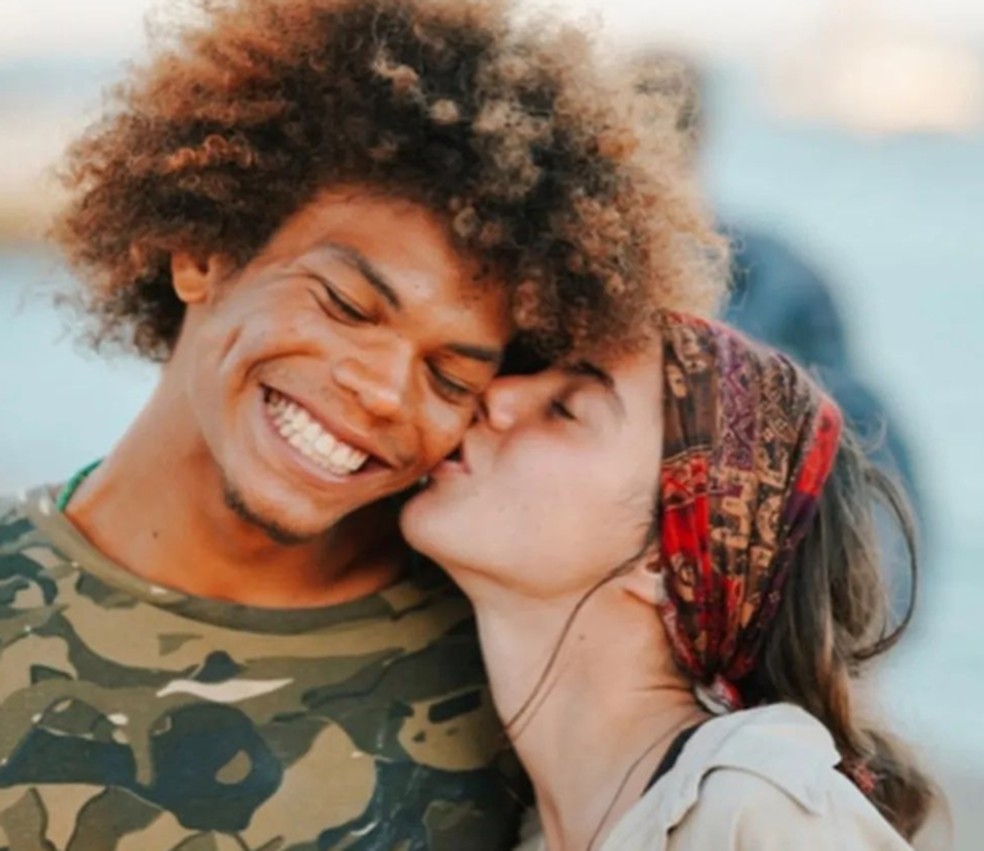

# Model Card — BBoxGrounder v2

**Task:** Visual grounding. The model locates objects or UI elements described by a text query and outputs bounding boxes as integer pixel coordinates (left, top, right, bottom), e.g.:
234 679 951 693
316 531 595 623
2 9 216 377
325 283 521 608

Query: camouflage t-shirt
0 488 524 850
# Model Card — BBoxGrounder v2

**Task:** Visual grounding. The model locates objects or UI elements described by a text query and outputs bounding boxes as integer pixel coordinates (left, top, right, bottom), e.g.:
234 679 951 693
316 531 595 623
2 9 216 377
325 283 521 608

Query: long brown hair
741 428 934 838
501 425 937 843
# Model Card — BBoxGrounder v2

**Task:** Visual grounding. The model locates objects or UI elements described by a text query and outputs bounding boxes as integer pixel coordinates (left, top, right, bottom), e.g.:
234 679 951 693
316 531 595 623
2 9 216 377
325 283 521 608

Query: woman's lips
432 446 470 477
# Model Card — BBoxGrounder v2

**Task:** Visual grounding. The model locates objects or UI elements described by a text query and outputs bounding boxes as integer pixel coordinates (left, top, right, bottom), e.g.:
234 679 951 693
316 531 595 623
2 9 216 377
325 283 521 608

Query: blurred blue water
700 72 984 793
0 62 981 841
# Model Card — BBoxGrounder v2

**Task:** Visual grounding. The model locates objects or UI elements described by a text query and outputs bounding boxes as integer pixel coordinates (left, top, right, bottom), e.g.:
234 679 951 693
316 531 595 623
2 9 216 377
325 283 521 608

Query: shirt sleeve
667 768 913 851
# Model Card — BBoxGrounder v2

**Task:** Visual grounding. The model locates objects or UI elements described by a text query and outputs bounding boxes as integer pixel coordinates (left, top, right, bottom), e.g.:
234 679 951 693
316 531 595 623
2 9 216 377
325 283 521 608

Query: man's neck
65 386 403 608
468 579 705 851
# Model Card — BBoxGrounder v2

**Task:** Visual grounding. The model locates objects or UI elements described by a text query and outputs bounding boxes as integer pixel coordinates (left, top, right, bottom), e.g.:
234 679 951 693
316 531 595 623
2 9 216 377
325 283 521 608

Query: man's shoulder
1 484 68 537
0 487 71 606
0 506 524 850
0 488 39 545
0 488 25 512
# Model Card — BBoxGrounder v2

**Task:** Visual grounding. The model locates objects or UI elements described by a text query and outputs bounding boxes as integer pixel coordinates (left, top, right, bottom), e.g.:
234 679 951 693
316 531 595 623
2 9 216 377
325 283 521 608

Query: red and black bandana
656 311 843 712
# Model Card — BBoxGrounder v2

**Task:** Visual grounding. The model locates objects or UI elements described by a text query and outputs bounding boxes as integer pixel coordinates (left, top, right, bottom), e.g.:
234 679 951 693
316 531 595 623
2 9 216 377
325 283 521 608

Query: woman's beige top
514 703 913 851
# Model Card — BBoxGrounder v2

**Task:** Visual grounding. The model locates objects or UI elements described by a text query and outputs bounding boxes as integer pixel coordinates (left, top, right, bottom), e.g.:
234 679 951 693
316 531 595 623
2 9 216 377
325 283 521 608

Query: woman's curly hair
53 0 726 361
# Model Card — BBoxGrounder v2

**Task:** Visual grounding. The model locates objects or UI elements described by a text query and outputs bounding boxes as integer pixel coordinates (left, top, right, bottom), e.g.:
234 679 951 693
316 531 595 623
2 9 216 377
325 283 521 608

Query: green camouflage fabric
0 488 526 850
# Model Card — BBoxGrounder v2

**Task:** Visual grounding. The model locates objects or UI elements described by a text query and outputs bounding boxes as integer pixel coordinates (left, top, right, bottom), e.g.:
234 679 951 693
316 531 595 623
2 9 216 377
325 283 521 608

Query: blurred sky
3 0 984 59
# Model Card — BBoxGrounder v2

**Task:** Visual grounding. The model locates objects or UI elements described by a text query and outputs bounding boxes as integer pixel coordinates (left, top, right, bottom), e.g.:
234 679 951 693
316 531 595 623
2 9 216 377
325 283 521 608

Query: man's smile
260 385 396 479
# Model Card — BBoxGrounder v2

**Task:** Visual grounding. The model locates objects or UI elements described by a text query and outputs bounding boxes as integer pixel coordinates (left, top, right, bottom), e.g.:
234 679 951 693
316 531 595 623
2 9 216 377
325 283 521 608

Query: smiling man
0 0 724 848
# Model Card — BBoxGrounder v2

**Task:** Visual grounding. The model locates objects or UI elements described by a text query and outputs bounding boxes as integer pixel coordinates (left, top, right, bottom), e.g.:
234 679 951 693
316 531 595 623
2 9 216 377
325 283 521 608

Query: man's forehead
243 191 512 348
256 190 472 278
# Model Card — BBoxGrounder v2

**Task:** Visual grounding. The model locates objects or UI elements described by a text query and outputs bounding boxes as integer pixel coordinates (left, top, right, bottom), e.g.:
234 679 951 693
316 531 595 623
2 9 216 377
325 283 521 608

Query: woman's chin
401 498 493 585
399 490 452 560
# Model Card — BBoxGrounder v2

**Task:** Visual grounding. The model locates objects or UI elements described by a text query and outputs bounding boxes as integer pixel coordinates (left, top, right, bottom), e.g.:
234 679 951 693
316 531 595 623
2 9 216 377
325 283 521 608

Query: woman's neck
469 579 707 851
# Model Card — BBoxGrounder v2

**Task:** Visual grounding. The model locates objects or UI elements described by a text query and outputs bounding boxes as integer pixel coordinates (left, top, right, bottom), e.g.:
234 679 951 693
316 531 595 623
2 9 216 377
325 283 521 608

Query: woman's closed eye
549 397 577 421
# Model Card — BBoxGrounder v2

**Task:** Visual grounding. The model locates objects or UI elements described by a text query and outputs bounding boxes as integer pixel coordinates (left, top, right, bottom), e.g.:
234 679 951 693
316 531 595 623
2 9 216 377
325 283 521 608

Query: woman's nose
481 373 545 432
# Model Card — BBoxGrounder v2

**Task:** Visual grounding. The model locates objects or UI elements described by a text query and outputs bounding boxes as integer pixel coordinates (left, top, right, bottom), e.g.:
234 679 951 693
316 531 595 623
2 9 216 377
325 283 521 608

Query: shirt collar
603 703 842 851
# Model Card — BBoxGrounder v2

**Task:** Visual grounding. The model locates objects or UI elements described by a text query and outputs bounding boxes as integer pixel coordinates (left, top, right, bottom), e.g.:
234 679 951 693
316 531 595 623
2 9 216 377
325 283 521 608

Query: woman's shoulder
667 766 912 851
602 704 912 851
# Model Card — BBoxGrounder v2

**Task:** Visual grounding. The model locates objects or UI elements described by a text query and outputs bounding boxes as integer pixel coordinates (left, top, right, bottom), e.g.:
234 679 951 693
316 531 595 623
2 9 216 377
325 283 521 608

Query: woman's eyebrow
565 360 626 420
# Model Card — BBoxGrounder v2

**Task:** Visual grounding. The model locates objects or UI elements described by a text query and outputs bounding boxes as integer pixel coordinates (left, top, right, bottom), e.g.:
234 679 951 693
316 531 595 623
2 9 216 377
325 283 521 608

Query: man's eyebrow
325 243 401 310
566 360 626 419
447 343 503 366
314 243 501 366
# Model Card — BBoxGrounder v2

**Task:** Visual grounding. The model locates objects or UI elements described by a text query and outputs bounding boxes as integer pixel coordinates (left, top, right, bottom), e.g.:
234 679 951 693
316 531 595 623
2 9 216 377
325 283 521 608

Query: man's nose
332 344 413 421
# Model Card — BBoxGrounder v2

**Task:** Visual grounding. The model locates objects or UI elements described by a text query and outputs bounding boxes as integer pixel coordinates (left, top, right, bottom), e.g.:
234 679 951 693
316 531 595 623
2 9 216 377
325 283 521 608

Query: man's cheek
421 434 462 471
424 407 473 456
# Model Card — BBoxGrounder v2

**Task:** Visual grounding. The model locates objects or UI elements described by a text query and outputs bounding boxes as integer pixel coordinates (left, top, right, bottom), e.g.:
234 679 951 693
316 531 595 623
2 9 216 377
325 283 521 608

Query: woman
401 312 935 850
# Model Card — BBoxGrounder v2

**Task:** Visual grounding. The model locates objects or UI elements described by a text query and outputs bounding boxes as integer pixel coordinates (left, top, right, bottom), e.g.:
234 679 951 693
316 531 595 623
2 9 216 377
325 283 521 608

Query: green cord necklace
55 459 103 512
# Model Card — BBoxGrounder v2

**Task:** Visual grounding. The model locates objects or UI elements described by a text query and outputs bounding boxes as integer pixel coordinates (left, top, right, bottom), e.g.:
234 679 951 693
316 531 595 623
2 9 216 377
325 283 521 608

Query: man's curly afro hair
53 0 725 361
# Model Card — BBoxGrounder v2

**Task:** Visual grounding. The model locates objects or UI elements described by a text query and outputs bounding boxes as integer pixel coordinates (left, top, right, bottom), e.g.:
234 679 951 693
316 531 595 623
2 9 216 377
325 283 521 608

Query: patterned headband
656 311 843 713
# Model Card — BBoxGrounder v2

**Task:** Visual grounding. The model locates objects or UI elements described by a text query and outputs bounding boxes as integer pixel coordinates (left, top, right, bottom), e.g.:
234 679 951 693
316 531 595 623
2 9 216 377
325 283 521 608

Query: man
0 1 722 848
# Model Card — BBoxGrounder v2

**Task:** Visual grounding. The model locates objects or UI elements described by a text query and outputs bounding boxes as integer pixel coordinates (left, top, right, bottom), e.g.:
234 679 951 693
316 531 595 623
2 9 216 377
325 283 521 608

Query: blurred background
0 1 981 847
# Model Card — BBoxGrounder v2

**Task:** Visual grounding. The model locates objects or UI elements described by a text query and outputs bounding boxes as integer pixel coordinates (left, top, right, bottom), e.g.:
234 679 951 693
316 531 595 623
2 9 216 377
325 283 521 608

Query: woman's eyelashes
549 397 576 421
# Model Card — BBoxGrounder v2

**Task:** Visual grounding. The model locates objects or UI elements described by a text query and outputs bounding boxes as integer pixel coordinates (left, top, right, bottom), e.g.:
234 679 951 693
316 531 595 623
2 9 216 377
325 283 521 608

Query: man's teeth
265 391 370 475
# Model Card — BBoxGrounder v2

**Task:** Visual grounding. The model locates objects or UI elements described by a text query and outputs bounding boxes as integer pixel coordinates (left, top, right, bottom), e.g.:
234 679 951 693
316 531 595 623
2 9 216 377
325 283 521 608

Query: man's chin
222 481 322 547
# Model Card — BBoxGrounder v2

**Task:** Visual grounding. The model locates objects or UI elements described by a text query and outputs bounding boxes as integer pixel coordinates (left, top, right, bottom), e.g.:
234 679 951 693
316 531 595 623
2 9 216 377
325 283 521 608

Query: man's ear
171 253 231 305
622 547 667 607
